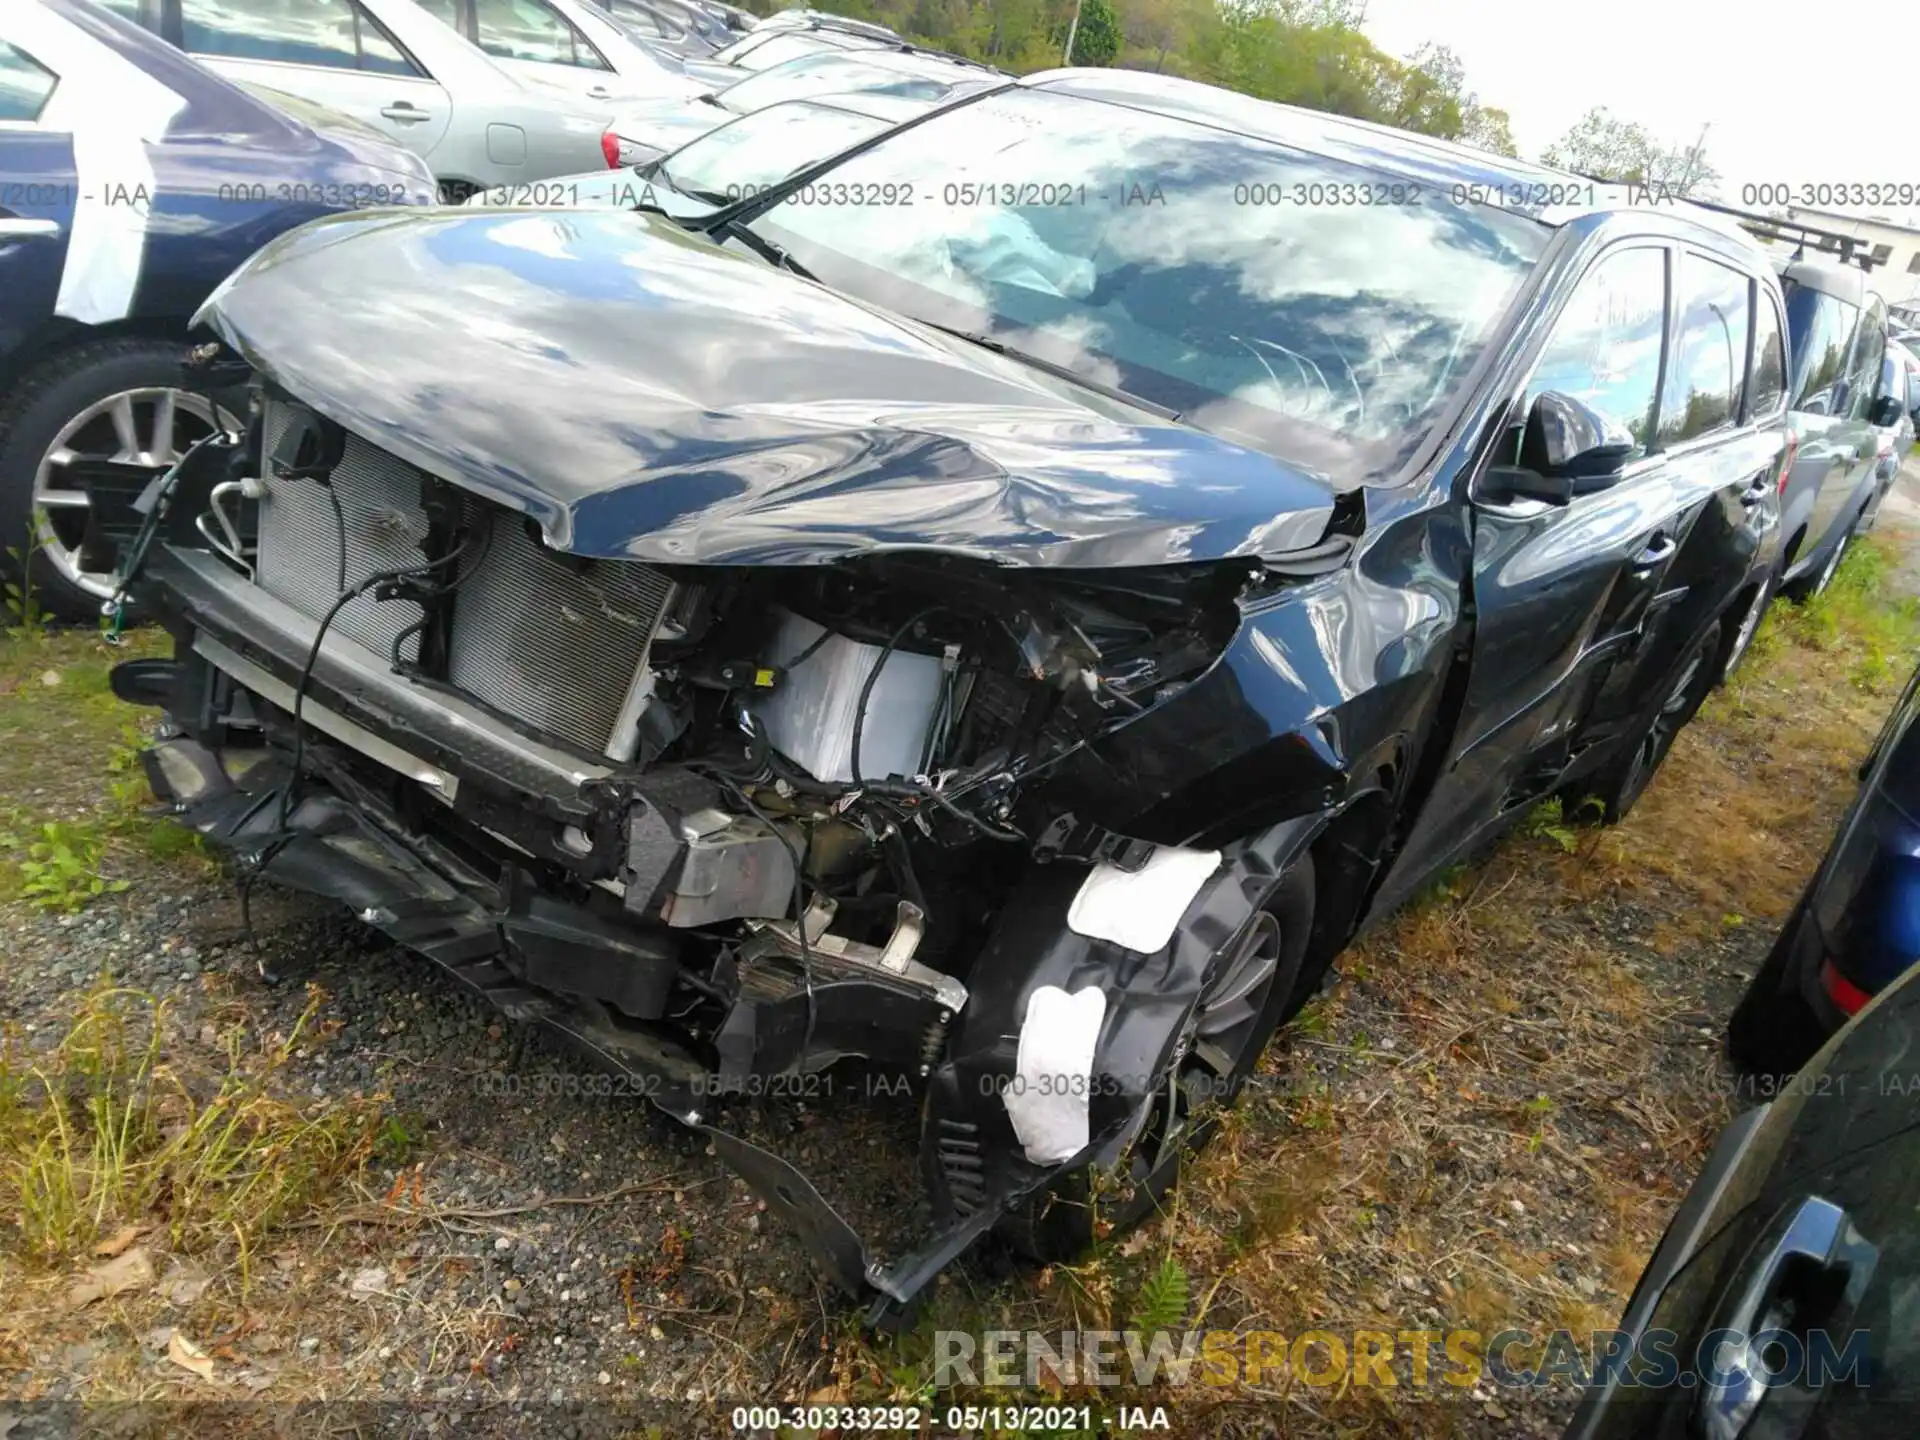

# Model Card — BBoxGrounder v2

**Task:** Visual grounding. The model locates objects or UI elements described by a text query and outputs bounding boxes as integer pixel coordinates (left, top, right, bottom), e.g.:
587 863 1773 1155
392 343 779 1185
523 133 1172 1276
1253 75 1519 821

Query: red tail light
1778 432 1799 495
1819 958 1872 1016
601 130 621 168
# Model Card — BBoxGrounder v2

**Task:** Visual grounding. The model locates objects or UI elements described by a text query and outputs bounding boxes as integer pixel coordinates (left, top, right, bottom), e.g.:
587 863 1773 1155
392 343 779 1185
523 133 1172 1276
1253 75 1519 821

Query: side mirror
1477 390 1636 507
1868 394 1903 428
1522 390 1639 479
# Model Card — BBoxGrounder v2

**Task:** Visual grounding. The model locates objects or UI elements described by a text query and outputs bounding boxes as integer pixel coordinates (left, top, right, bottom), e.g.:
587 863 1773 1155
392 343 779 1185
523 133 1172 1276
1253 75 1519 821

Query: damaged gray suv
109 70 1791 1322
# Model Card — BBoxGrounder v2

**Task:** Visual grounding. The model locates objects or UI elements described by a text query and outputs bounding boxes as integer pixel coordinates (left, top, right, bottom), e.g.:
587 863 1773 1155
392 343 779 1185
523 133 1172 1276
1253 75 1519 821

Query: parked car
588 0 732 58
1725 658 1920 1079
469 91 975 211
602 48 997 168
0 0 436 620
1566 953 1920 1437
104 0 629 199
748 7 904 42
410 0 708 106
680 22 890 84
1858 338 1919 532
1772 259 1904 602
115 69 1789 1322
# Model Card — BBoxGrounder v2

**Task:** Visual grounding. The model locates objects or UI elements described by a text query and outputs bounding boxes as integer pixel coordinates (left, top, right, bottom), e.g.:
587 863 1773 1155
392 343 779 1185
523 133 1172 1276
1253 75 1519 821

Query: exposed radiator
251 401 676 758
448 510 676 756
255 405 428 664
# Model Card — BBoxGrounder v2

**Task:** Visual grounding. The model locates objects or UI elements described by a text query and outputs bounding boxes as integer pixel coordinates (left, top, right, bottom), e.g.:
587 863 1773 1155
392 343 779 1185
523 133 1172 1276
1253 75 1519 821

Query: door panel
180 0 454 161
0 39 72 362
1379 243 1677 899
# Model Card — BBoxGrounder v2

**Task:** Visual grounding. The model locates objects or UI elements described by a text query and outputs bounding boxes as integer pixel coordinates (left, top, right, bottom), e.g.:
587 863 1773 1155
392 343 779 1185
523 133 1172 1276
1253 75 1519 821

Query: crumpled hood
195 208 1339 568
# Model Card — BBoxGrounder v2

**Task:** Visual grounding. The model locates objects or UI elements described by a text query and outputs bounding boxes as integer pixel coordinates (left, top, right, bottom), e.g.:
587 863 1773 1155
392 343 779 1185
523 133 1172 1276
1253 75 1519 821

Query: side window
354 9 420 76
1657 254 1752 445
93 0 146 20
183 0 359 68
1783 283 1859 416
1750 292 1787 416
474 0 608 69
1844 301 1887 420
0 42 57 123
415 0 461 25
612 1 668 39
182 0 415 74
1525 246 1668 454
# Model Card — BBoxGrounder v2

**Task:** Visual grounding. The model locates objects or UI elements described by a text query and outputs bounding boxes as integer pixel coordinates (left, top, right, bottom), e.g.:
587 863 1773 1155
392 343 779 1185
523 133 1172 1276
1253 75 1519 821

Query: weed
0 983 381 1267
4 528 44 635
1125 1253 1189 1335
1523 797 1583 853
373 1110 428 1166
16 821 127 913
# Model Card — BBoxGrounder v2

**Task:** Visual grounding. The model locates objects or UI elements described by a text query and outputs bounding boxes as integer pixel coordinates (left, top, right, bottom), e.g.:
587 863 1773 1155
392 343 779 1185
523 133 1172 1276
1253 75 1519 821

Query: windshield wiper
713 217 817 280
913 320 1182 422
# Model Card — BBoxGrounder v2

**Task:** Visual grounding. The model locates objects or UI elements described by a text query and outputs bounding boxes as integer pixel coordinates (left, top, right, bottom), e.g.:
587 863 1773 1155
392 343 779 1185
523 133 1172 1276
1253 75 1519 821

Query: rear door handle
380 102 430 121
1632 534 1677 569
0 217 62 240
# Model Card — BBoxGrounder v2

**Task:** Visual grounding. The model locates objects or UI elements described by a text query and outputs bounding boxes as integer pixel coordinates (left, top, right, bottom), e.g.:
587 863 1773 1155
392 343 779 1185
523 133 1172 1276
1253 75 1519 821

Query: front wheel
1001 855 1316 1262
1565 619 1722 826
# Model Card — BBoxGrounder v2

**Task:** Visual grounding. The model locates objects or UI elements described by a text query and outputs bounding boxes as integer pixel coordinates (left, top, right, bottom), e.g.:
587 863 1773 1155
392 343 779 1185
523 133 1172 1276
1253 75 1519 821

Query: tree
1541 107 1719 198
1069 0 1121 64
1460 103 1518 158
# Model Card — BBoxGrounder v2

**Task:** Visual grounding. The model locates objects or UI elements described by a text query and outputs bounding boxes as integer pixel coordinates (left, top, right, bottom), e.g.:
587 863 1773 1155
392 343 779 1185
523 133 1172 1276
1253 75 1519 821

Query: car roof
1777 256 1878 306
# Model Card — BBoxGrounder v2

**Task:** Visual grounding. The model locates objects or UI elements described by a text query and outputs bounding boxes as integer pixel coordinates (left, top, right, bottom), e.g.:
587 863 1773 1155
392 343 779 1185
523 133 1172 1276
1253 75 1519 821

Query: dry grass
0 982 380 1270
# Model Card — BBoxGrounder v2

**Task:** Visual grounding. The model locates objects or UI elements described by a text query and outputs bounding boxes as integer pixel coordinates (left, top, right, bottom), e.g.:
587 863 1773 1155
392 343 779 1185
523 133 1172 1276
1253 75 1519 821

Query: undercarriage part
713 898 965 1085
659 807 798 928
499 888 682 1021
138 732 1010 1328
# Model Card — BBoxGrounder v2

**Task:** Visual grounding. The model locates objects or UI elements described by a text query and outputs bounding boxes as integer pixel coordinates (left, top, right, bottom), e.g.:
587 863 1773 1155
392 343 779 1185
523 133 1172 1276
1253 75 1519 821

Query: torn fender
919 815 1327 1233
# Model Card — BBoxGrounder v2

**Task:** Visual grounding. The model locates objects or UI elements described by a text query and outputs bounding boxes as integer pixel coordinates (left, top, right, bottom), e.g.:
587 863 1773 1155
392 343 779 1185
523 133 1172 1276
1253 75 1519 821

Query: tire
1001 854 1316 1262
1565 619 1722 826
1726 895 1830 1080
0 336 237 623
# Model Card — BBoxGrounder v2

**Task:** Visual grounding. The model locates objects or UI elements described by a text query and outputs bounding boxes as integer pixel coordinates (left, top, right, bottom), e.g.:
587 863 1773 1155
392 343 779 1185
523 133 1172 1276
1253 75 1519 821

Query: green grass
0 626 210 910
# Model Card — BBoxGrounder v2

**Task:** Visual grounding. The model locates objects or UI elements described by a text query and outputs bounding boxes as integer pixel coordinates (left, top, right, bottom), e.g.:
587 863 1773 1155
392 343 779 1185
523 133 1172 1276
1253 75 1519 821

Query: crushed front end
115 369 1363 1320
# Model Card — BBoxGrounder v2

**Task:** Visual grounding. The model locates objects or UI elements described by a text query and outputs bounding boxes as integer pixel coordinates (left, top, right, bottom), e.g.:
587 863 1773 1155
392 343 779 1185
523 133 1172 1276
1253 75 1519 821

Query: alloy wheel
1623 649 1707 798
1723 579 1772 680
1810 528 1850 600
31 387 231 600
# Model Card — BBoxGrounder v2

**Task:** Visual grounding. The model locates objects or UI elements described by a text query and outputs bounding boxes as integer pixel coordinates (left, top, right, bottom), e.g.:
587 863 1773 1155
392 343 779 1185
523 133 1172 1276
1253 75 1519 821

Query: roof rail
1681 197 1882 272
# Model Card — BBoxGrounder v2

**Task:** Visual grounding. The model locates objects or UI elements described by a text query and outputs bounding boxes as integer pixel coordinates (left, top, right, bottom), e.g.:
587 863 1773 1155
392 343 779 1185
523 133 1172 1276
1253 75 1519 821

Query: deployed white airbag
1066 845 1222 954
1003 984 1108 1165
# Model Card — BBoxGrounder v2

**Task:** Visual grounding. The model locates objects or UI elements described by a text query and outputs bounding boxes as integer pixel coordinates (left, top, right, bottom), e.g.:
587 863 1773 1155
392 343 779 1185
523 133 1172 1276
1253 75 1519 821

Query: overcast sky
1361 0 1920 227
